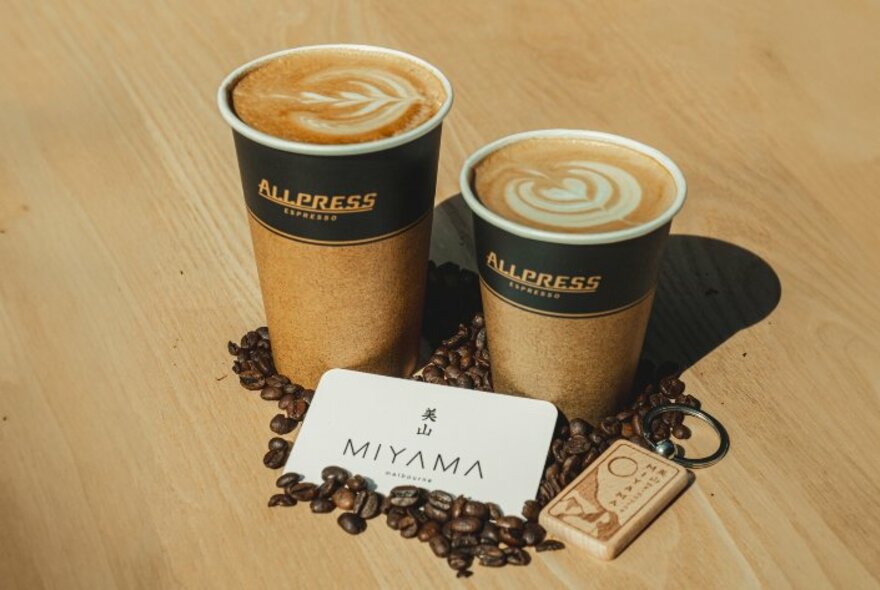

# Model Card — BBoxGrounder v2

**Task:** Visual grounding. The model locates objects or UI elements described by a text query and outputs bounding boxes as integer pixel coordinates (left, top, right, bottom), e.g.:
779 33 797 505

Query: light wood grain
2 1 879 588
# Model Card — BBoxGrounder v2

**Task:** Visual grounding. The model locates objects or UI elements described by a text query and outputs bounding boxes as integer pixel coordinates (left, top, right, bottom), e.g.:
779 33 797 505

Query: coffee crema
232 48 448 145
472 137 677 234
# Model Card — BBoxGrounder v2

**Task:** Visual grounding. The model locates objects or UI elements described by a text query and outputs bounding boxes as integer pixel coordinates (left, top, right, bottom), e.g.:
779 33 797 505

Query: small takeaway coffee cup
217 45 453 385
459 130 686 423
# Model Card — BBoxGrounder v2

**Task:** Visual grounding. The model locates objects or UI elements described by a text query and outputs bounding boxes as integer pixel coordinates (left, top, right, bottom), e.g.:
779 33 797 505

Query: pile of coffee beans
412 313 492 391
265 464 563 577
225 263 704 576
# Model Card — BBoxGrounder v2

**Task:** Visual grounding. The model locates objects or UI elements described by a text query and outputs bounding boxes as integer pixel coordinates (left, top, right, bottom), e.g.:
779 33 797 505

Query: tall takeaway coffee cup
218 45 453 385
460 130 686 423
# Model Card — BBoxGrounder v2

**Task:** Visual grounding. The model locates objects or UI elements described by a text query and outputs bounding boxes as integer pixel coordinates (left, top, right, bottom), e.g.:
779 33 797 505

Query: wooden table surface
3 1 879 588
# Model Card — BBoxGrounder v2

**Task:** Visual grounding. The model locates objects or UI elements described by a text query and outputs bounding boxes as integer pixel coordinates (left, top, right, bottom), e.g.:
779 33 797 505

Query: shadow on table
429 194 782 371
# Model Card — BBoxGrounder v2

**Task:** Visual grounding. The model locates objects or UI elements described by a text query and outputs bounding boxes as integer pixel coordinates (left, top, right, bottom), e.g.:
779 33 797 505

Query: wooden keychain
539 404 730 560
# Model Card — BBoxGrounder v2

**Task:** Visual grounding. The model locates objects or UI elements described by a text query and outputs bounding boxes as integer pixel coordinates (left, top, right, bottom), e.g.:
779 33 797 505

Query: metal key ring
642 404 730 469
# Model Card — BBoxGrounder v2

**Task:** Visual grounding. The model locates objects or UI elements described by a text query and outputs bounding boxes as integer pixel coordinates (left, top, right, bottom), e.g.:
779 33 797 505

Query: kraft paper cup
459 130 686 423
218 45 453 386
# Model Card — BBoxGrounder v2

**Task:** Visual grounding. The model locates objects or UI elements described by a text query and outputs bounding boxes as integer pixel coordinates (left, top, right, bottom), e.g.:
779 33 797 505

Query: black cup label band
473 215 670 318
232 127 441 246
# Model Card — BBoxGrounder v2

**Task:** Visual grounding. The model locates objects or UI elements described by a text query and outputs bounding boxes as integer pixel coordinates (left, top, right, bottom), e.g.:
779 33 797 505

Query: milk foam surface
473 137 677 234
232 48 447 145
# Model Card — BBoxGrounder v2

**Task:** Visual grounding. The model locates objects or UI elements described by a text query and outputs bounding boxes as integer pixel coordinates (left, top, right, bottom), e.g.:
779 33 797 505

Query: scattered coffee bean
504 547 531 566
268 493 295 507
275 472 300 488
429 534 451 557
338 512 366 535
269 413 297 435
268 437 288 451
321 465 350 483
447 550 472 571
536 540 565 552
286 482 318 501
522 522 546 546
462 501 488 520
345 474 367 492
357 491 382 520
386 509 405 530
310 498 335 513
332 487 356 511
262 448 287 469
418 520 441 542
450 516 482 534
316 480 338 499
399 515 419 538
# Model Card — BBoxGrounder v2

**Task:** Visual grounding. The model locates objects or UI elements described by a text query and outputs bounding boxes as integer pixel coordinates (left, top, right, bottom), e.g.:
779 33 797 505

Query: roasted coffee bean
444 365 462 380
332 487 356 511
450 495 466 519
338 512 366 535
418 520 441 542
504 547 531 566
286 482 318 501
462 501 488 520
450 516 482 534
260 386 283 401
357 492 382 520
447 550 472 571
455 374 475 389
487 502 504 521
269 413 297 435
399 515 419 538
310 498 335 513
536 540 565 552
672 423 692 439
424 503 449 522
422 365 443 381
429 354 449 368
316 480 338 499
521 500 541 523
278 393 296 413
499 529 525 547
345 474 367 492
275 472 300 488
238 370 265 390
389 485 423 508
321 465 350 483
451 534 479 550
386 508 405 530
227 341 239 355
496 515 524 531
268 437 288 451
479 522 500 544
565 434 592 455
290 398 309 421
522 522 546 546
478 550 506 567
262 448 287 469
268 493 295 507
430 534 451 557
427 490 454 510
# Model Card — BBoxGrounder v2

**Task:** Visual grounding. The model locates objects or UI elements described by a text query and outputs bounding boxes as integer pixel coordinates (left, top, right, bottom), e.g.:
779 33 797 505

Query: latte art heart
504 161 643 229
472 136 678 235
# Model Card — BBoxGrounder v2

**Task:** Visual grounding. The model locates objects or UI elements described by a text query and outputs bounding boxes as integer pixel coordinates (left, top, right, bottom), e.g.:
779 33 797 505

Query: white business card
285 369 558 515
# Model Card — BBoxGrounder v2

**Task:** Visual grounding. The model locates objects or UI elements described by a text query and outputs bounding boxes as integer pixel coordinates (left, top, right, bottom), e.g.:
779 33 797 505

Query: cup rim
458 129 688 245
216 44 454 157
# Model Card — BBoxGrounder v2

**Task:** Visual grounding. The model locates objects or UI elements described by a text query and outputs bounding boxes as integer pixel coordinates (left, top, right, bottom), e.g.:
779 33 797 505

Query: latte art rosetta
231 48 448 144
503 161 643 229
290 67 422 137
